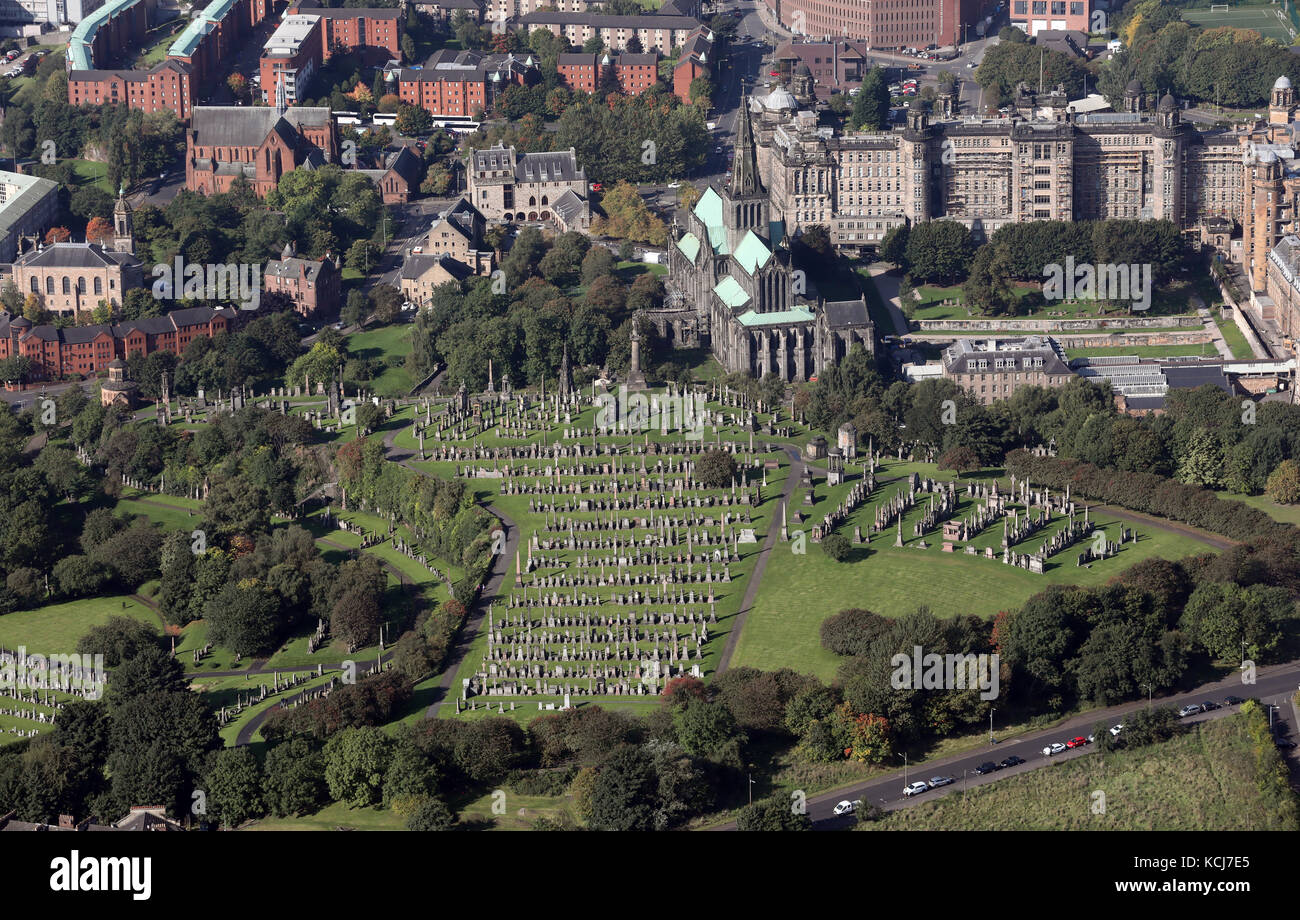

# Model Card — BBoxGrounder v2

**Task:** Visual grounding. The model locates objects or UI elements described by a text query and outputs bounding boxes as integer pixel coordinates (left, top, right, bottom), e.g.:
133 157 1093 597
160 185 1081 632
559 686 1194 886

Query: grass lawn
245 800 407 831
1215 316 1253 359
1064 343 1220 360
1214 490 1300 527
69 159 113 194
864 713 1299 830
616 260 668 281
0 596 161 657
347 323 413 397
729 460 1220 681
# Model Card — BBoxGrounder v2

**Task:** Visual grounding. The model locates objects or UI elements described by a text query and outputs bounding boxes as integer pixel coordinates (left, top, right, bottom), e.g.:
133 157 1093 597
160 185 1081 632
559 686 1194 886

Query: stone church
660 96 874 382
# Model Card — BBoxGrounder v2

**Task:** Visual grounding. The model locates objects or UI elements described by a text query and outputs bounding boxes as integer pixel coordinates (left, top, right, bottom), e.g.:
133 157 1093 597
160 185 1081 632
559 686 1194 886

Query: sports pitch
1181 4 1296 43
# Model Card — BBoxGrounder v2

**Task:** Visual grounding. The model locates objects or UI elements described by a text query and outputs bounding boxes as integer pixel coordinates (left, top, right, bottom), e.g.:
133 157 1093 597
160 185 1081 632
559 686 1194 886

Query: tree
735 794 812 830
45 226 71 244
852 66 890 130
406 796 458 831
695 448 737 488
672 700 740 760
85 216 114 247
263 738 327 817
585 744 657 830
204 580 282 658
879 223 909 267
395 103 433 137
227 72 247 99
1266 459 1300 504
323 727 393 807
205 748 264 828
76 616 160 668
821 532 851 561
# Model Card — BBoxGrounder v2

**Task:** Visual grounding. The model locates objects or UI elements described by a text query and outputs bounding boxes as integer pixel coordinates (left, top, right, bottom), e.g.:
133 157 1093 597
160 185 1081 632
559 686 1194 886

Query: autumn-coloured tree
227 72 247 98
85 216 113 246
45 226 71 244
660 676 707 707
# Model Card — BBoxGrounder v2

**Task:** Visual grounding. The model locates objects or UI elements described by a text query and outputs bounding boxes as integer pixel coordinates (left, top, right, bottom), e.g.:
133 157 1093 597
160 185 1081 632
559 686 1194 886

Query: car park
974 761 999 775
1066 736 1089 748
929 776 955 788
1042 742 1066 756
1178 704 1203 718
903 781 929 797
999 755 1025 768
833 799 862 815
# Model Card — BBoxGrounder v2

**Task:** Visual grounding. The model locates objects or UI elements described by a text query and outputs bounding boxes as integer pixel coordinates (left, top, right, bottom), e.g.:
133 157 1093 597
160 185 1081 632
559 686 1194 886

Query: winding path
381 425 521 719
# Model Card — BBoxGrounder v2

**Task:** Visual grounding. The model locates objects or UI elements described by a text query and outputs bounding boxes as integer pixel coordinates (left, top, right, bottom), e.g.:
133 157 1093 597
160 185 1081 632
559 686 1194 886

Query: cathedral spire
730 95 763 199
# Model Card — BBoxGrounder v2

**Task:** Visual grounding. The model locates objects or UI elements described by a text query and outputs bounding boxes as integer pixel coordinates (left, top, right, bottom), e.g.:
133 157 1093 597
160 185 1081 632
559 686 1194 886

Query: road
710 660 1300 830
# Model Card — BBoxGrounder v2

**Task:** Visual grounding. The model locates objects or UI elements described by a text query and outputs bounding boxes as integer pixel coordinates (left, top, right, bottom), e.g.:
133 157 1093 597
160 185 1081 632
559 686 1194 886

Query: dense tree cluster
406 232 665 390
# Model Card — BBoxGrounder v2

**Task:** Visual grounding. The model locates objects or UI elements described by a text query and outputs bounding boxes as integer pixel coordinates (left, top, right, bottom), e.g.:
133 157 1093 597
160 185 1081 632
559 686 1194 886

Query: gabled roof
693 187 728 255
402 253 475 282
190 106 331 150
552 188 587 223
736 306 816 326
712 275 749 309
14 243 141 270
733 230 771 276
675 231 701 262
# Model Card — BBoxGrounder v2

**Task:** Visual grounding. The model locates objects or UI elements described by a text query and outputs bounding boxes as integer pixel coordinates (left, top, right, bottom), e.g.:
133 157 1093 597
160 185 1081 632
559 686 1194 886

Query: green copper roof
736 306 816 327
693 187 728 255
713 275 750 309
733 230 772 276
675 231 701 262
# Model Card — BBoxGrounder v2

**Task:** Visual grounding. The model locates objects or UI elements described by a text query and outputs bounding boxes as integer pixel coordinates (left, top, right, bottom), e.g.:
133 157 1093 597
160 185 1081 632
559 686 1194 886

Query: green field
1182 5 1294 43
1214 489 1300 526
347 323 414 397
1064 342 1220 360
0 596 161 657
729 461 1220 681
864 713 1299 830
1215 315 1254 359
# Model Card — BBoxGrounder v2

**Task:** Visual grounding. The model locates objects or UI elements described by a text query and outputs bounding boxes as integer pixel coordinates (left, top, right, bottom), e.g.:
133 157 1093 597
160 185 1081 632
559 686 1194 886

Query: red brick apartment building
68 60 196 120
287 1 403 63
0 307 237 381
556 52 659 95
395 49 533 117
766 0 975 49
69 0 276 120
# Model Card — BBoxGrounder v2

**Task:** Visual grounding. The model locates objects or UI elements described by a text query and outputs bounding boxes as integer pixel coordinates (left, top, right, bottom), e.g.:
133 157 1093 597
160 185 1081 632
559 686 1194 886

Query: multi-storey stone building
12 242 142 319
466 144 589 224
941 336 1075 405
747 78 1251 251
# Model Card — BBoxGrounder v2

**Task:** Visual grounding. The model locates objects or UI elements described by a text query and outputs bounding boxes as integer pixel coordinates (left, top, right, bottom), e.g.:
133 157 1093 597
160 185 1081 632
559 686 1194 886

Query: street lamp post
989 707 995 744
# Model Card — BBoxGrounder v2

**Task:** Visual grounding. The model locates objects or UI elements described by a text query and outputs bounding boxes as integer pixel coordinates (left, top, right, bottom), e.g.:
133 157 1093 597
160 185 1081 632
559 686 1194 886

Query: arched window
29 277 37 293
62 277 70 295
46 277 54 294
93 277 102 296
76 277 86 293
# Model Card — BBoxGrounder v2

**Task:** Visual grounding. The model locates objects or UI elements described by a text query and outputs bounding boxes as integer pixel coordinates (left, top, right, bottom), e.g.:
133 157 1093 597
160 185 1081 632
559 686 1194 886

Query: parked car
833 799 862 816
929 776 955 788
1277 739 1298 750
902 781 929 797
999 755 1025 768
1042 742 1066 756
1109 724 1124 737
1200 700 1220 711
1066 736 1089 749
1178 704 1203 718
974 761 999 775
1224 696 1245 706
